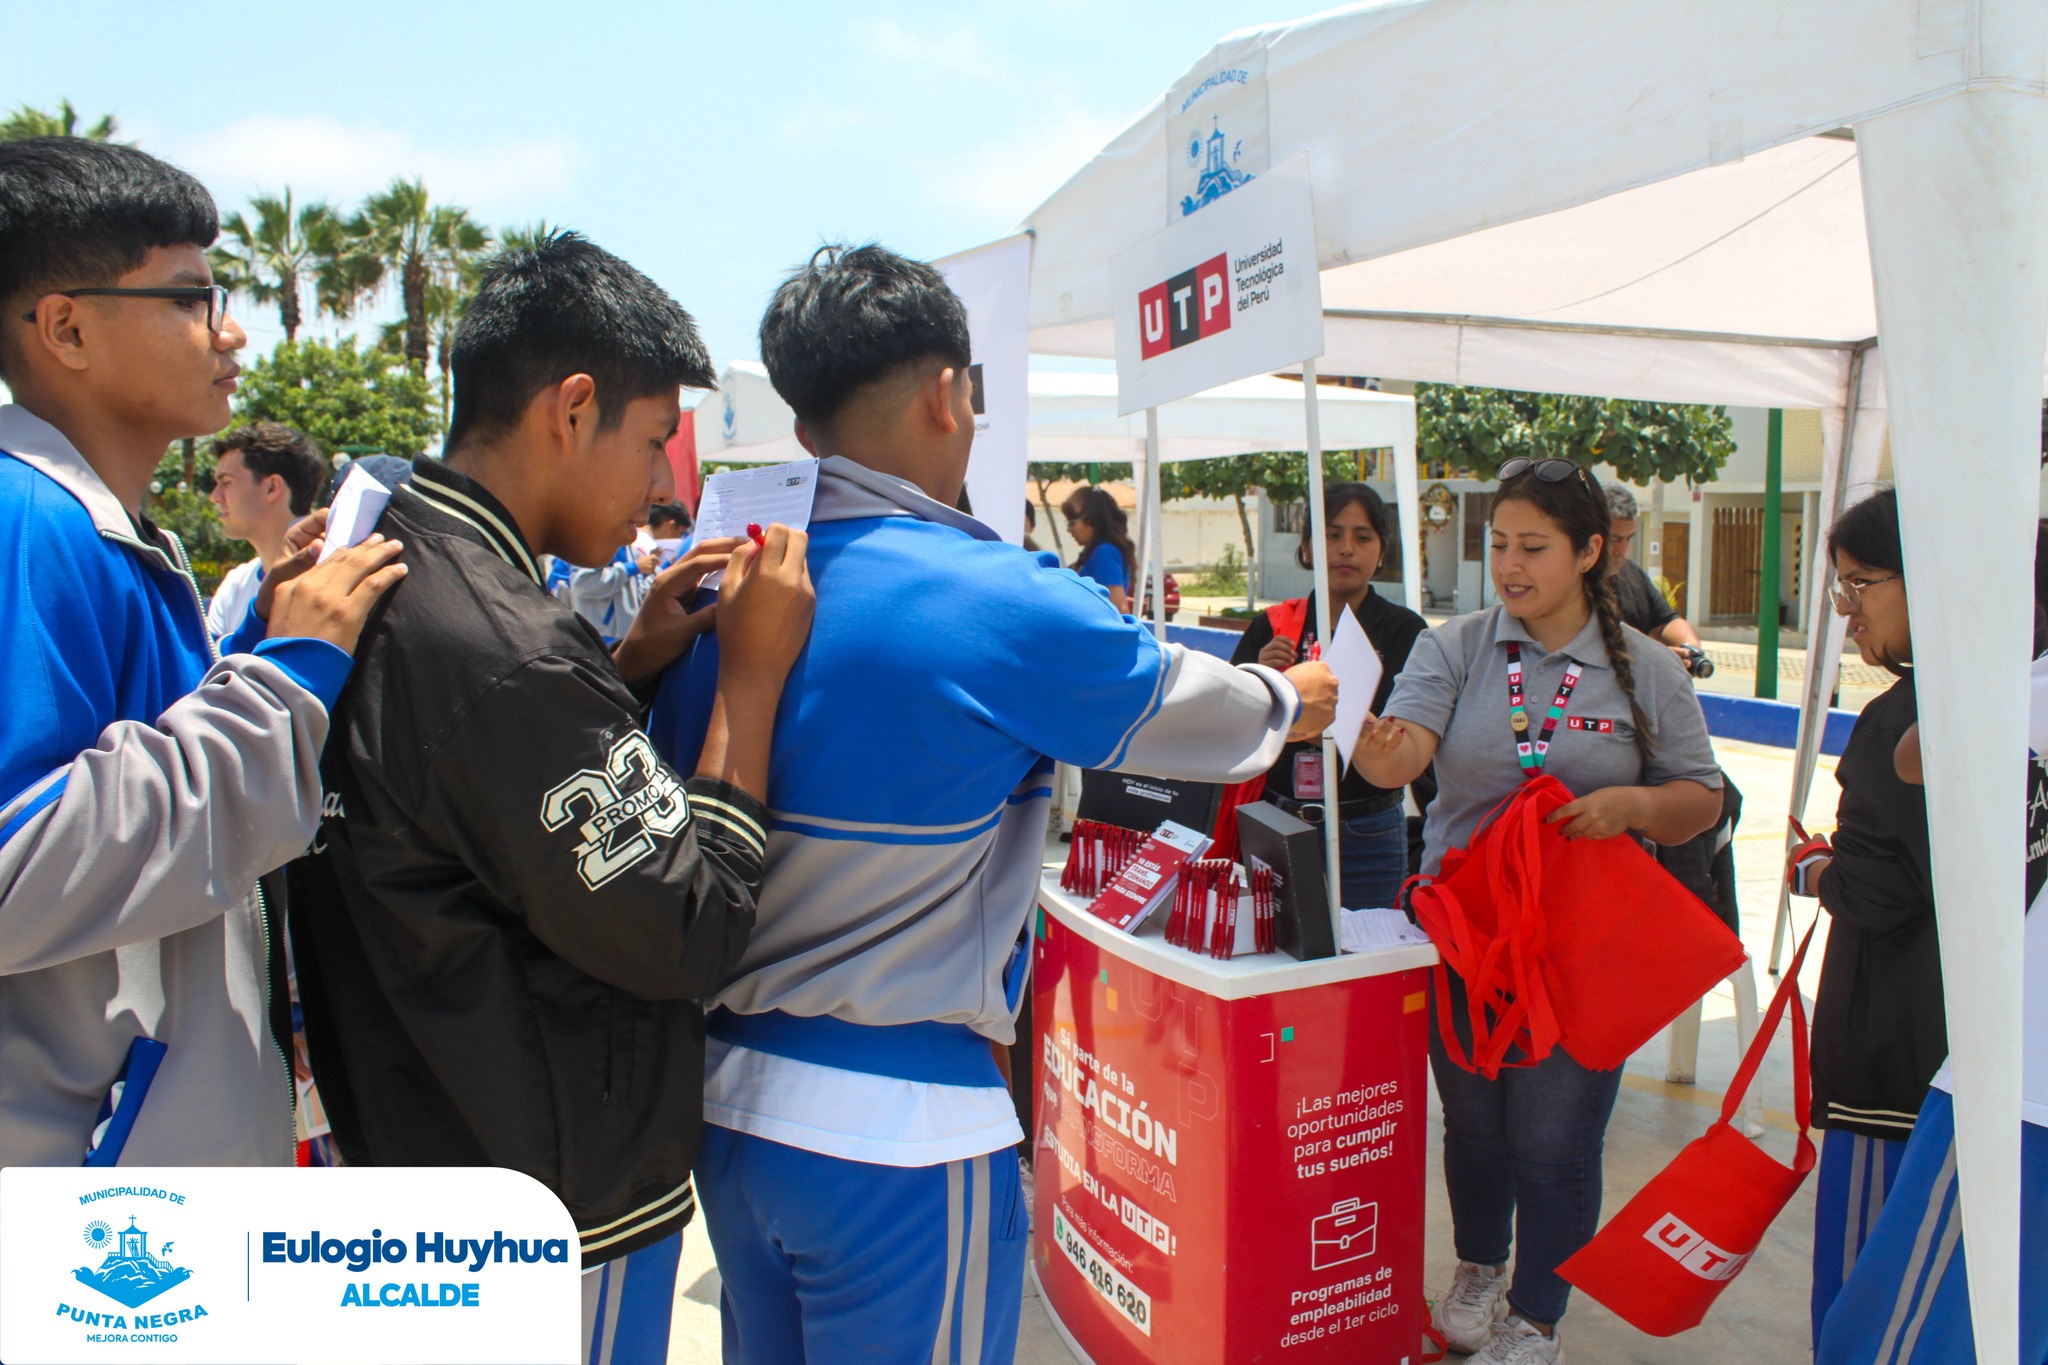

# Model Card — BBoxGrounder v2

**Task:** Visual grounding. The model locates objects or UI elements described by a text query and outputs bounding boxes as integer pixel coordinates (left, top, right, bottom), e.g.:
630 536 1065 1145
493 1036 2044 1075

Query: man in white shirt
204 422 327 638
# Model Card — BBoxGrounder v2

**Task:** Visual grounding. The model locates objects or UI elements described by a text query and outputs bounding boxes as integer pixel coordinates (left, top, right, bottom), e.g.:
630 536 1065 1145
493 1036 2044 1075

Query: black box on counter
1077 769 1222 839
1235 799 1335 961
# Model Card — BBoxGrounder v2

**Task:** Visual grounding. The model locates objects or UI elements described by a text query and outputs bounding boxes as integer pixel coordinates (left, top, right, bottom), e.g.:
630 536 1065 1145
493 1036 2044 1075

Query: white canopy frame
1014 4 2048 1352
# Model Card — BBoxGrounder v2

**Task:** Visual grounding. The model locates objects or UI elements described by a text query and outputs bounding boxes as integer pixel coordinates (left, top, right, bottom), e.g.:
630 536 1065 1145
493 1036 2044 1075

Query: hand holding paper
694 459 819 588
318 468 393 563
1323 605 1385 771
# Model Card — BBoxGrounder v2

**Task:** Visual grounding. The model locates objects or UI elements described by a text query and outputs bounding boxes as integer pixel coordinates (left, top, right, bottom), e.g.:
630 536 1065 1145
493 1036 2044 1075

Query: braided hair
1494 465 1652 758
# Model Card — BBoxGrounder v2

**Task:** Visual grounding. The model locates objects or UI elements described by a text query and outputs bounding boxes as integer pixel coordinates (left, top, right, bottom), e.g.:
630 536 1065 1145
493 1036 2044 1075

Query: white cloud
945 103 1127 221
170 114 576 215
862 18 1008 81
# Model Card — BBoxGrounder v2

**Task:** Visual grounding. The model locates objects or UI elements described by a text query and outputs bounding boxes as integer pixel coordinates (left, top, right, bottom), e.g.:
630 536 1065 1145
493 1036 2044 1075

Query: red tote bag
1408 774 1747 1077
1558 921 1818 1336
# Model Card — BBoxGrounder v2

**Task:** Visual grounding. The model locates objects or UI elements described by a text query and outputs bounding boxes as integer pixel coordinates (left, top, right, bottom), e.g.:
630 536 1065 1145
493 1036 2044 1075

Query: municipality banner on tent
1110 154 1324 416
936 233 1033 545
0 1167 581 1364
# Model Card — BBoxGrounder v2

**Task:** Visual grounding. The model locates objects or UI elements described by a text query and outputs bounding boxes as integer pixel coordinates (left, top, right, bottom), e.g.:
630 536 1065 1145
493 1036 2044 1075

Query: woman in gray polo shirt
1353 459 1722 1365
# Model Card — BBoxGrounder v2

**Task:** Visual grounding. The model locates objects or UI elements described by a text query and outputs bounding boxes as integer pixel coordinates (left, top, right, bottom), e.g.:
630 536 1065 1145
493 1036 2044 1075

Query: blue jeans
1331 803 1408 910
1429 1004 1626 1325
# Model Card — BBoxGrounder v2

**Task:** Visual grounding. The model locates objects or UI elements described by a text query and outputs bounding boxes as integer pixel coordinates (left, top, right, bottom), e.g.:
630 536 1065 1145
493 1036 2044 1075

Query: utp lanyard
1506 641 1584 774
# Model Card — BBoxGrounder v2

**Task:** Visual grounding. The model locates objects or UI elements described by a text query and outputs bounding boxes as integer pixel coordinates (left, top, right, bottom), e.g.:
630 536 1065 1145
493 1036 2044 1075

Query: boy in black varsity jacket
288 232 813 1365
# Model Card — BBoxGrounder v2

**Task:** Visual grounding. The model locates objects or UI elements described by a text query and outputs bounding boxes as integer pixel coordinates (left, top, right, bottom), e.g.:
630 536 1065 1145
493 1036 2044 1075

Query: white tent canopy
695 359 1416 465
1017 2 2048 1354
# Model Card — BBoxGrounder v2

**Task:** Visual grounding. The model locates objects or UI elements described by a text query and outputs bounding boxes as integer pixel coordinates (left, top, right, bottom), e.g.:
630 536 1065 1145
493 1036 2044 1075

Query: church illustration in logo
1180 116 1255 217
75 1216 192 1308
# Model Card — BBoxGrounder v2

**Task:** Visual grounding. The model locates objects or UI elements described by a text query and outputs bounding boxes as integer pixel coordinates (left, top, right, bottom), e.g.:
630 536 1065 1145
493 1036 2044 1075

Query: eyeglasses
19 284 232 334
1830 573 1901 612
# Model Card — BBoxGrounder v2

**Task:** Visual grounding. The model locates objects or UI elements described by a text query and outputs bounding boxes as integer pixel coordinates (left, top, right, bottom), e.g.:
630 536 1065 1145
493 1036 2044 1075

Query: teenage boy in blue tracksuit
649 244 1340 1365
0 137 404 1169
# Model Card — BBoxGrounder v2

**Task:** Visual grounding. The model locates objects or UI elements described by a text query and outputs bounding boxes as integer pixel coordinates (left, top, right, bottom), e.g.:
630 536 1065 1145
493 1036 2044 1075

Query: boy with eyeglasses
0 137 405 1169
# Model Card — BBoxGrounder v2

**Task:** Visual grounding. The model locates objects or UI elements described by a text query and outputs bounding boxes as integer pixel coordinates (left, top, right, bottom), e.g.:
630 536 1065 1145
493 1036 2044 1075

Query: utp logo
1643 1213 1750 1281
1139 254 1231 359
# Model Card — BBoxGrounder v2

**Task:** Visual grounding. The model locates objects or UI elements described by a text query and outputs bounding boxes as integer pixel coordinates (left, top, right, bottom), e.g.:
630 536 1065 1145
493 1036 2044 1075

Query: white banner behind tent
1110 156 1324 415
937 234 1033 544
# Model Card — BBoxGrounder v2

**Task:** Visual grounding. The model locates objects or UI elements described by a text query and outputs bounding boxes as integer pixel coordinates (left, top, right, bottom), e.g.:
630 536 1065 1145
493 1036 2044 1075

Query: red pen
745 522 766 549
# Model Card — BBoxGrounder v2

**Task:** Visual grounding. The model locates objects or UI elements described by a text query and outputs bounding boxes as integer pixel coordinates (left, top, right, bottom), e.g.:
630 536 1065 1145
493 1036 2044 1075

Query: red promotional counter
1029 870 1438 1365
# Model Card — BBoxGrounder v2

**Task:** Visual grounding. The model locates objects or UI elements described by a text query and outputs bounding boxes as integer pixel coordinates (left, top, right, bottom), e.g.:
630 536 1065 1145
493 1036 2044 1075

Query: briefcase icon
1310 1197 1378 1270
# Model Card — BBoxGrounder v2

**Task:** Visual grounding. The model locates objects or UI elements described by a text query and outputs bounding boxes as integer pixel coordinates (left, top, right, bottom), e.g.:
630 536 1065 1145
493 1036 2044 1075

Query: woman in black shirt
1230 482 1428 908
1797 489 1942 1346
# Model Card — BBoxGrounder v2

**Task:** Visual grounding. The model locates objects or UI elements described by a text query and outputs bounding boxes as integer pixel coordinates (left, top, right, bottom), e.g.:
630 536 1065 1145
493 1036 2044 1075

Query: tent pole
1301 361 1344 930
1145 408 1166 643
1771 343 1871 975
1394 432 1423 616
1755 410 1784 699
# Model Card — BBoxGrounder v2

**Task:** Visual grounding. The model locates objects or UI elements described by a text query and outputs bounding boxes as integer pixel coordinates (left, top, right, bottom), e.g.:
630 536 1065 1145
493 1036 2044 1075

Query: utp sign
1109 154 1323 416
1139 255 1231 359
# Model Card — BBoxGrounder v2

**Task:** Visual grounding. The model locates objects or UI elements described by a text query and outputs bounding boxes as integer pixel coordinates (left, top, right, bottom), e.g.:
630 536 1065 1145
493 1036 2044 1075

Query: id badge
1293 750 1326 800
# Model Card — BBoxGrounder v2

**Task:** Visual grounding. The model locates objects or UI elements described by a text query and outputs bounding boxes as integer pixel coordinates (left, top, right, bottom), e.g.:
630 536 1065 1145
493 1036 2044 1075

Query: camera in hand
1676 645 1715 680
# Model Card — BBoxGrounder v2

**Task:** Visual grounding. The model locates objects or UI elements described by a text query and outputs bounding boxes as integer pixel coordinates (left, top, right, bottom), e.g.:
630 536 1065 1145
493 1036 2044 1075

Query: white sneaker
1432 1261 1508 1352
1467 1315 1564 1364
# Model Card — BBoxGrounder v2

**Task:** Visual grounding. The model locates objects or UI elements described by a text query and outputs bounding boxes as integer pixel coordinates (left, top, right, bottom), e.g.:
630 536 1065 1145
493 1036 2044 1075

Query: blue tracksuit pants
1811 1123 1909 1343
697 1125 1026 1364
1817 1089 2048 1365
581 1229 683 1365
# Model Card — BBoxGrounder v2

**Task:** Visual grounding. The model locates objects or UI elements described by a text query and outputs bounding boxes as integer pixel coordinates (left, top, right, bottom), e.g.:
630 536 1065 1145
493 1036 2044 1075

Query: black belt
1271 790 1404 824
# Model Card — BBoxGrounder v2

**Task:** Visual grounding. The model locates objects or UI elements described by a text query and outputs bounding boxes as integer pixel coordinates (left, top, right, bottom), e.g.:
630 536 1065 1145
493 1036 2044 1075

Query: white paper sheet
1323 604 1385 772
1339 907 1430 953
693 458 819 587
317 469 392 563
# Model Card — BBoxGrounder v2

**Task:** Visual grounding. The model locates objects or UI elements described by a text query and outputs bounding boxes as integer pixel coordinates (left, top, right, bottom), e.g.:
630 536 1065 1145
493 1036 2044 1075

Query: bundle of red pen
1251 865 1277 955
1164 859 1243 957
1061 819 1147 898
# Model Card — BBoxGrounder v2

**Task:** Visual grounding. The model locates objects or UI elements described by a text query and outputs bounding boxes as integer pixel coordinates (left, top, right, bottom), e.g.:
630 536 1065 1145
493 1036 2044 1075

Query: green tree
322 181 490 376
1417 383 1734 485
1160 451 1364 607
0 99 119 141
235 338 439 457
210 189 342 342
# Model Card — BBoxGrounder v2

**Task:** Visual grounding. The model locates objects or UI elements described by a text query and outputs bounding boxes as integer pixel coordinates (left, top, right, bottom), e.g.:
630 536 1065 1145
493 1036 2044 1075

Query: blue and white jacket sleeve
0 522 344 975
993 557 1298 783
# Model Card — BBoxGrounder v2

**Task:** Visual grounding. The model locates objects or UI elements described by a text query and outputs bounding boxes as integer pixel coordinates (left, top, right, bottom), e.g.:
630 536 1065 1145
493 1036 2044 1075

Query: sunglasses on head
1498 456 1604 509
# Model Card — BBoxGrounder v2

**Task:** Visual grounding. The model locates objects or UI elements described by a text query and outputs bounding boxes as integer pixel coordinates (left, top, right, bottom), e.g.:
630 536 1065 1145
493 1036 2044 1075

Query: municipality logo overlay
58 1189 211 1342
75 1215 193 1308
8 1167 584 1363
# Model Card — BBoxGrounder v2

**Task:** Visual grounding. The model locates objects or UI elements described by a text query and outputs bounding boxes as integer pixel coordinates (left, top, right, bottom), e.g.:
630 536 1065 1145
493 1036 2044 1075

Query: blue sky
0 0 1290 374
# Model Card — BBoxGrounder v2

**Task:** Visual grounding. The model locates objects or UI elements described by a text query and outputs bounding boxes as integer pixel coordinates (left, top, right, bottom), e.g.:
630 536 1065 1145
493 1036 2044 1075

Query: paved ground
665 736 1840 1364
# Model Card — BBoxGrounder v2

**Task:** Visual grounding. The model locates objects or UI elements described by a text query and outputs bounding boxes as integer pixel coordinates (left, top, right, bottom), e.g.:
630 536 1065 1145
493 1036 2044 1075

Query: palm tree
210 190 339 342
375 271 481 426
496 220 559 255
323 180 489 376
0 99 119 141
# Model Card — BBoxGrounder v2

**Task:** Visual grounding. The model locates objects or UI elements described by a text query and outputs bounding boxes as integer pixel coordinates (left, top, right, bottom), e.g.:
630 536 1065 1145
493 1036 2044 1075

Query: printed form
694 458 819 587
